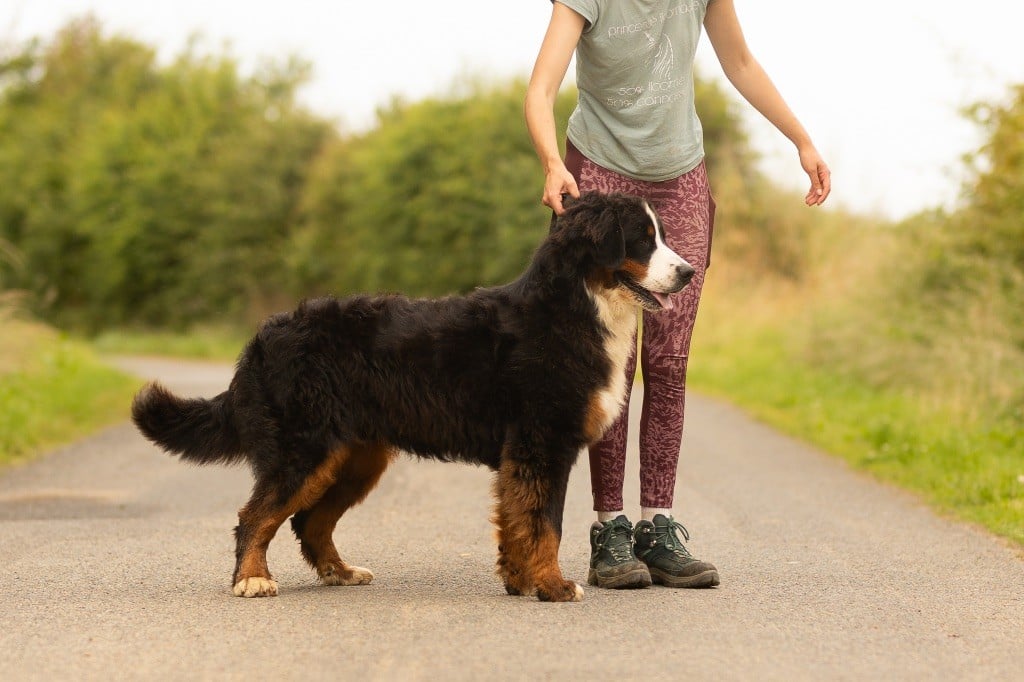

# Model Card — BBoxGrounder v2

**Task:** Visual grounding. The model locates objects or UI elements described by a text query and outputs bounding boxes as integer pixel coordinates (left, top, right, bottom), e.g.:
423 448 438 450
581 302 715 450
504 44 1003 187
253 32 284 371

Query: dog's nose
675 263 696 289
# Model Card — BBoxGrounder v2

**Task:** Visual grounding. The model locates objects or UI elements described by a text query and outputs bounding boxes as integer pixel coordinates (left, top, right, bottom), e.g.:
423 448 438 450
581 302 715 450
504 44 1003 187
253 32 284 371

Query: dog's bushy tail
131 382 244 466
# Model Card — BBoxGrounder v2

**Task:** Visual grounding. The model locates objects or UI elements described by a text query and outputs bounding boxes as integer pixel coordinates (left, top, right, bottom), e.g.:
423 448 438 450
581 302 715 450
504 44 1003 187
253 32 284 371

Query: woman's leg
637 162 714 511
631 162 720 588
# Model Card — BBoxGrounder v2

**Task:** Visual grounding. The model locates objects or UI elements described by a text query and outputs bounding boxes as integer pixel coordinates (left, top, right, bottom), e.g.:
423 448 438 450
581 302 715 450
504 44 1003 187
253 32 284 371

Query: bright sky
5 1 1023 219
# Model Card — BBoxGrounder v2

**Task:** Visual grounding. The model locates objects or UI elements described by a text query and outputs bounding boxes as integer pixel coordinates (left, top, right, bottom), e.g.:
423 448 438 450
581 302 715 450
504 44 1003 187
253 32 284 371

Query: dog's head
551 192 695 312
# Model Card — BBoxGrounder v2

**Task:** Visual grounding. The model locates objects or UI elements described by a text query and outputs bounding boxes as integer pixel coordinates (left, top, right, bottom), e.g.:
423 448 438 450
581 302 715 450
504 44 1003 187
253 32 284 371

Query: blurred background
0 2 1021 545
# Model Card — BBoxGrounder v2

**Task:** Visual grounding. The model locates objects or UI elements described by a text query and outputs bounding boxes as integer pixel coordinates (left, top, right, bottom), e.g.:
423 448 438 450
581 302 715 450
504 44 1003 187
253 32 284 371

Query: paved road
1 356 1021 681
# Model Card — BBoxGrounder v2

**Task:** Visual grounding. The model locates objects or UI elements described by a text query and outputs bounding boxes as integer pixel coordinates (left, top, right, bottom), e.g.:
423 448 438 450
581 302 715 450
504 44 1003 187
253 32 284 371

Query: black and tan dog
132 192 694 602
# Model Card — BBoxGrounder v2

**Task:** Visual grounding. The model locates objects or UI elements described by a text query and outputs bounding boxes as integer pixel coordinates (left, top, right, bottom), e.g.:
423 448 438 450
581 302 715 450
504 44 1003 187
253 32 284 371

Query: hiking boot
588 515 652 589
633 515 720 588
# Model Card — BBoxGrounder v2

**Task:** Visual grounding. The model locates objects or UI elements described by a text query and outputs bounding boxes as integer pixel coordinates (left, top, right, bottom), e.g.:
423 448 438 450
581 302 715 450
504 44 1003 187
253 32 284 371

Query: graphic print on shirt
602 0 700 112
650 32 674 81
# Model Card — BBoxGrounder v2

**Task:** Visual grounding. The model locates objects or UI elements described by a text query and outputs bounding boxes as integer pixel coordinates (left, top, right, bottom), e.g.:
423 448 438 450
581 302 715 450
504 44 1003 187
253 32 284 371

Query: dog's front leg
493 452 582 602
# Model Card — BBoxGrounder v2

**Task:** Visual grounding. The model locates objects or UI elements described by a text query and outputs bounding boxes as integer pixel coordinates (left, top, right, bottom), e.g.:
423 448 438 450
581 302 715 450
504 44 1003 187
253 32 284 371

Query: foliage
689 309 1024 548
0 18 333 330
962 84 1024 272
292 81 579 297
796 84 1024 424
89 324 247 361
0 318 138 465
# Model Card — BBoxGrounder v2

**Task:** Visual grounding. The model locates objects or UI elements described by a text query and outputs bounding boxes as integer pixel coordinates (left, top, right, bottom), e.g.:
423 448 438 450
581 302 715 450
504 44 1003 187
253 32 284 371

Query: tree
0 18 333 329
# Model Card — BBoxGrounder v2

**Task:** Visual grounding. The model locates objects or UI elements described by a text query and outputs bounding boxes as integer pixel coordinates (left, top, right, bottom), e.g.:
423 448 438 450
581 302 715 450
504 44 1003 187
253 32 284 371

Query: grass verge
1 318 140 467
689 306 1024 549
89 325 247 361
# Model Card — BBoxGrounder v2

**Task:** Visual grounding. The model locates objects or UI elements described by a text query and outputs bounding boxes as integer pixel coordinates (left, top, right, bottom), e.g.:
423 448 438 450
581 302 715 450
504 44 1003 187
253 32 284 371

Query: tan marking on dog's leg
493 459 581 602
493 484 535 597
583 396 609 444
233 447 351 597
293 443 394 587
529 523 584 602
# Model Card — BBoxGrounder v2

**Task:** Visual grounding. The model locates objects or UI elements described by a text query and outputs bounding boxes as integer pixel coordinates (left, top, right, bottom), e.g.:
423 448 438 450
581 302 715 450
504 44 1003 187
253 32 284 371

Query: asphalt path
1 356 1021 680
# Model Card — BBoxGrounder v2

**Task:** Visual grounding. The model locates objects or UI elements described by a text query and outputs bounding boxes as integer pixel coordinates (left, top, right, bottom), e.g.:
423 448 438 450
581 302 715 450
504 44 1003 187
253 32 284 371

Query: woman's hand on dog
543 162 580 215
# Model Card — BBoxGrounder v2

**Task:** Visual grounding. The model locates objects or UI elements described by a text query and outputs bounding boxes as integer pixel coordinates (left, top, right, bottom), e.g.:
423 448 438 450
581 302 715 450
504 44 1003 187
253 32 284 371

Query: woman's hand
543 163 580 215
799 145 831 206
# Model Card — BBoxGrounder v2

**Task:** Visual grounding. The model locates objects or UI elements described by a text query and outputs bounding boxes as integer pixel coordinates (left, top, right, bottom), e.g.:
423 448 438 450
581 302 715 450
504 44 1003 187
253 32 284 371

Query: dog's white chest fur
589 290 638 435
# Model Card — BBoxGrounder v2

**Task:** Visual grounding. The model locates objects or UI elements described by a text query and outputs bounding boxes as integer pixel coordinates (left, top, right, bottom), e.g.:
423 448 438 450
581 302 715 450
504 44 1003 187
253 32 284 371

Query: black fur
131 191 684 601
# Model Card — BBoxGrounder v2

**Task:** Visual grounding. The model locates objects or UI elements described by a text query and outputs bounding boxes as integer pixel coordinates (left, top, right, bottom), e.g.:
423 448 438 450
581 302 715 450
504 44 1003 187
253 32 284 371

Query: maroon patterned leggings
565 140 715 512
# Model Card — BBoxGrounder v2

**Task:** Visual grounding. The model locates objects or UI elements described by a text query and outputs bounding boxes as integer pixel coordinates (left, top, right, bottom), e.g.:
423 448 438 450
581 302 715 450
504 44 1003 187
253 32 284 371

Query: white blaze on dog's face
616 201 695 312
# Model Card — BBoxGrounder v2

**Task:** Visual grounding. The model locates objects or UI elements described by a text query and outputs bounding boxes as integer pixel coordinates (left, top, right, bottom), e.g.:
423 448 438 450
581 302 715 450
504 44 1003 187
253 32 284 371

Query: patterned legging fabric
564 140 715 512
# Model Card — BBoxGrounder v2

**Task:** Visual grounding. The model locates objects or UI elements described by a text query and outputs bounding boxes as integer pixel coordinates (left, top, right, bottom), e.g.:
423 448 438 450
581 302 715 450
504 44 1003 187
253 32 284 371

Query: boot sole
649 567 720 588
587 566 652 589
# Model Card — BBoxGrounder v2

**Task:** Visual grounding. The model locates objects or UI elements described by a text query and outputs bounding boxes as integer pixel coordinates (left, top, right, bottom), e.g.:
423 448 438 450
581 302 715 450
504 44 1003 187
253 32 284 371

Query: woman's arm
704 0 831 205
525 3 586 214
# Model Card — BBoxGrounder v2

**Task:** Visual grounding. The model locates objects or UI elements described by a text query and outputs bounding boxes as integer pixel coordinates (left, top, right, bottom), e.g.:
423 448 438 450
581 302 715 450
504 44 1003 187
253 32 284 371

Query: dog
131 192 694 602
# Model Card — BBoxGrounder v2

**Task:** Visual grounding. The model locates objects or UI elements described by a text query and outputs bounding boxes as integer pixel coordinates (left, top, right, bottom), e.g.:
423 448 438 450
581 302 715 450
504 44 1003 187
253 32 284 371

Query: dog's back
236 293 520 468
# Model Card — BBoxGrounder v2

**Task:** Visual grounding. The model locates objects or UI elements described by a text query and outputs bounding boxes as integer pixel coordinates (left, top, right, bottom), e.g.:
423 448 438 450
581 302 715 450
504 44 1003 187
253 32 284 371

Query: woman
525 0 831 590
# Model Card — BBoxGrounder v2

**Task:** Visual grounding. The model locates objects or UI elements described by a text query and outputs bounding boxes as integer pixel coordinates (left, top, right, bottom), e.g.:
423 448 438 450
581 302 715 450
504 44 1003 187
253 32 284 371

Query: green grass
89 325 247 361
1 319 140 466
689 318 1024 549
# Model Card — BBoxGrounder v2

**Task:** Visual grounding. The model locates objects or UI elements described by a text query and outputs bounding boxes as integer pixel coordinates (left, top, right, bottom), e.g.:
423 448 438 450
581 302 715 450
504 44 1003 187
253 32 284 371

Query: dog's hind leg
232 447 349 597
494 450 582 602
290 443 394 587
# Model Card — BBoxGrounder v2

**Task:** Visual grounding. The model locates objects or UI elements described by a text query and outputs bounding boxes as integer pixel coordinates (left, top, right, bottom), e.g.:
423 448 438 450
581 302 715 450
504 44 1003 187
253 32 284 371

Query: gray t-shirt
556 0 712 181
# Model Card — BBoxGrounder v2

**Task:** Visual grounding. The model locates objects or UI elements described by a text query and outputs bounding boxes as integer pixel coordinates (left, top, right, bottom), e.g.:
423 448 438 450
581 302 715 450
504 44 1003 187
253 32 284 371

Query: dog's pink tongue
653 292 674 310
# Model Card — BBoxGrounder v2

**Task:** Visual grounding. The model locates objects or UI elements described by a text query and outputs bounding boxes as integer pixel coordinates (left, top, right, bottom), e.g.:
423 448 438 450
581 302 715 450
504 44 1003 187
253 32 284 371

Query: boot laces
656 517 693 559
595 519 634 562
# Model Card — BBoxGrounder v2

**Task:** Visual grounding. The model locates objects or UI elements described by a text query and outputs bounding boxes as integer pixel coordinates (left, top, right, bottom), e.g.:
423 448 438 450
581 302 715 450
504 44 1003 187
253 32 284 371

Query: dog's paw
320 562 374 586
536 579 584 603
572 582 585 601
233 576 278 598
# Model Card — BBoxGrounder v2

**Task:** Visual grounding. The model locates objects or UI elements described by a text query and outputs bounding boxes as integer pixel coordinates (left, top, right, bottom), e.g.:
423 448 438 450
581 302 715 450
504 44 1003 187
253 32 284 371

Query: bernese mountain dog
132 192 694 602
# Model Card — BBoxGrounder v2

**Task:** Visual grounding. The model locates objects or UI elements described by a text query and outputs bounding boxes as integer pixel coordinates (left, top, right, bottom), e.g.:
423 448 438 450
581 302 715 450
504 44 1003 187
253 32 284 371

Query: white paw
572 583 585 602
322 564 374 586
233 576 278 597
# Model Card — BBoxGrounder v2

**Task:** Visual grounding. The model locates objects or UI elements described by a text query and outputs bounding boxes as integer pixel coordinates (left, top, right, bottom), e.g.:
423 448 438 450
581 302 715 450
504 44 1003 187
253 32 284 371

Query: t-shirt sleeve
553 0 599 31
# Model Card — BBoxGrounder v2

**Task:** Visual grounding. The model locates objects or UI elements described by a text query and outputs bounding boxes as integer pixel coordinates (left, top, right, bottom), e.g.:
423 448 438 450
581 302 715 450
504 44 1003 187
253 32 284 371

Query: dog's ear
585 207 626 270
549 193 581 234
552 193 626 268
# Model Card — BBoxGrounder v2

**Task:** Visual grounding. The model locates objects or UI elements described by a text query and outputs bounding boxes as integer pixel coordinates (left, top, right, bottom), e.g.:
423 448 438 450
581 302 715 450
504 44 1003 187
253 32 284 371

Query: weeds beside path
690 304 1024 550
0 318 138 466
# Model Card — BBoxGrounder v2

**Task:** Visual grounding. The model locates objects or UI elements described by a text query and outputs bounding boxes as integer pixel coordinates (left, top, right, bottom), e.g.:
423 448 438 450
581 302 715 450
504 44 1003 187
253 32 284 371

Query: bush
0 18 333 329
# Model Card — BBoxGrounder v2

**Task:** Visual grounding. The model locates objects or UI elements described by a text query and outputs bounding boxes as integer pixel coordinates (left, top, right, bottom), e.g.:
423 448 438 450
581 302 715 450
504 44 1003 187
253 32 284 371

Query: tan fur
583 396 609 444
233 447 352 595
295 443 394 585
619 259 650 281
492 458 582 601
